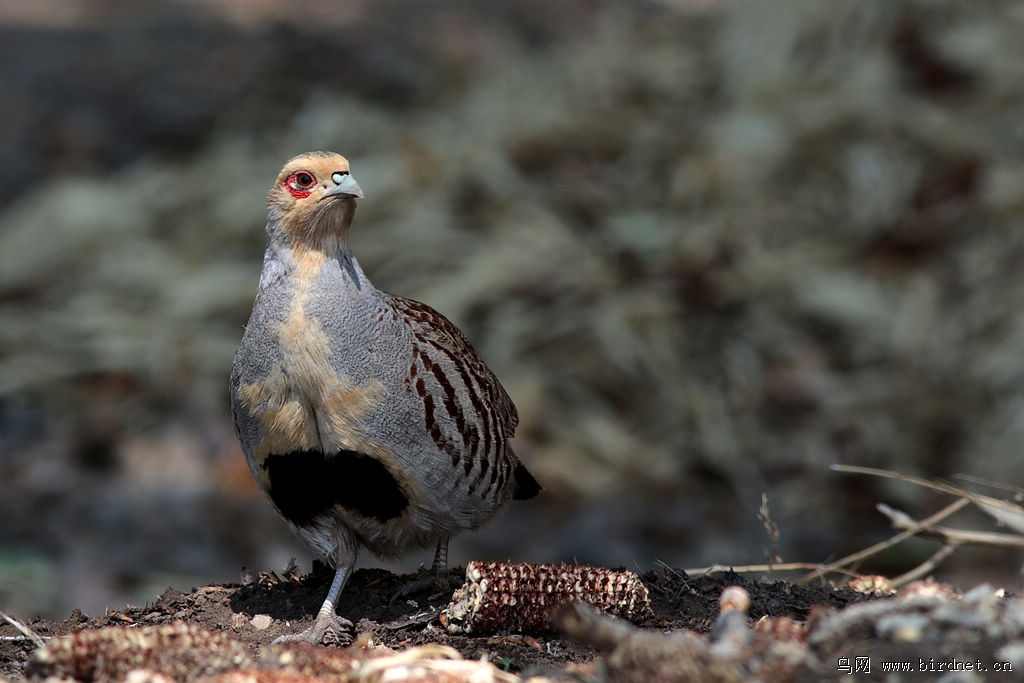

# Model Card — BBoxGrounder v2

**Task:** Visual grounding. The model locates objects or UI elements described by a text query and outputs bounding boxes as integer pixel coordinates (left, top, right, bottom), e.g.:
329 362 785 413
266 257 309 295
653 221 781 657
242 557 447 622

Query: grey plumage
230 151 539 643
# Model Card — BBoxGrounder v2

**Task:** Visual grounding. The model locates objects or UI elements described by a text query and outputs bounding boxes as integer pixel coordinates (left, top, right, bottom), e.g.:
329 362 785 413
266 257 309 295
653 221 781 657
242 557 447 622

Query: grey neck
335 245 365 290
259 229 370 293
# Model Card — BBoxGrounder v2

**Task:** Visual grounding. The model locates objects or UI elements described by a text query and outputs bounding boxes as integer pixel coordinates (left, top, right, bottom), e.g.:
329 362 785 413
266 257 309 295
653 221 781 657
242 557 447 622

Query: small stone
250 614 273 630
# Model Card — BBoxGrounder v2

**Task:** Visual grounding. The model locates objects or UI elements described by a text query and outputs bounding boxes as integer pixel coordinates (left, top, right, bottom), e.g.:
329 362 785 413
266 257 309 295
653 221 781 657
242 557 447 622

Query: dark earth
7 564 1023 681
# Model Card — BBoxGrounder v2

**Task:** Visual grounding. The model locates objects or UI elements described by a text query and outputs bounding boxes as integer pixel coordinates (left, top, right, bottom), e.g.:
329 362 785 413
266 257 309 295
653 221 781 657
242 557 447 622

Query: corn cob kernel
445 561 650 634
27 621 253 681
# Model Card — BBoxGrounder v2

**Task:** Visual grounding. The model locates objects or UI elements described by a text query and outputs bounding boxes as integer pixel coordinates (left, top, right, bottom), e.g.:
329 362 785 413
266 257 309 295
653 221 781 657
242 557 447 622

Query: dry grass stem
757 492 782 569
831 465 970 496
796 497 971 584
692 466 1022 588
832 465 1024 534
877 503 1024 550
0 610 44 647
682 562 860 578
952 474 1024 498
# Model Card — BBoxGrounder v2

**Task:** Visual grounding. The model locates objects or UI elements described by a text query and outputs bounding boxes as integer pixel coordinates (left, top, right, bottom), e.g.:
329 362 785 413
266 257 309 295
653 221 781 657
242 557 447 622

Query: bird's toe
272 613 355 646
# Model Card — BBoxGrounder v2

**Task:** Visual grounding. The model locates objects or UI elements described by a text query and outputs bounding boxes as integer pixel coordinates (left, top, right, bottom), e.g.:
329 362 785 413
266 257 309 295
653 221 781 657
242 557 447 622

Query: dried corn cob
27 622 253 681
445 561 650 634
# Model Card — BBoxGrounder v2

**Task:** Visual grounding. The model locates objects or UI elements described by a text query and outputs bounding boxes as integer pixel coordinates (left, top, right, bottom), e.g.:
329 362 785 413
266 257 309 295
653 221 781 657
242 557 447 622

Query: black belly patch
263 449 409 524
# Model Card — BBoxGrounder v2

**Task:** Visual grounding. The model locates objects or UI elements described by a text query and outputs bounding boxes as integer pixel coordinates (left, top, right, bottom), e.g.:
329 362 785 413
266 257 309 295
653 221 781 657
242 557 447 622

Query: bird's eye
284 171 317 198
292 172 316 189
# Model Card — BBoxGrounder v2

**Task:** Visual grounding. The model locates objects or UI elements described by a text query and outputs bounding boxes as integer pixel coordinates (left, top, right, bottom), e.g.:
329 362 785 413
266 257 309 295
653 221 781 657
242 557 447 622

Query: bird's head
267 151 364 253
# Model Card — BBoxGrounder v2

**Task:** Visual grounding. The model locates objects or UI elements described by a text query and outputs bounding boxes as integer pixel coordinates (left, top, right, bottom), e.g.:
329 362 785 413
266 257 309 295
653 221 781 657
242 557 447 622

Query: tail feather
512 463 541 500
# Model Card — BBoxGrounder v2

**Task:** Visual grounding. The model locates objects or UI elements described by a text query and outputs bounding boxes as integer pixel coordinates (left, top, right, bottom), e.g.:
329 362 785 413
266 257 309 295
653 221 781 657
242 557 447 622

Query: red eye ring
284 171 317 198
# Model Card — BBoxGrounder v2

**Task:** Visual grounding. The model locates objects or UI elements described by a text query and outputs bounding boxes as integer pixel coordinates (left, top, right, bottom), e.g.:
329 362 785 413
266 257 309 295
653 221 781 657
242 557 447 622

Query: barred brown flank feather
392 294 519 499
391 295 519 434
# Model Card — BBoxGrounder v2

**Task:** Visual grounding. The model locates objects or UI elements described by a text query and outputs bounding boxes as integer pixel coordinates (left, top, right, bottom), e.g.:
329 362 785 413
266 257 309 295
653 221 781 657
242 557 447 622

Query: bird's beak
325 174 364 199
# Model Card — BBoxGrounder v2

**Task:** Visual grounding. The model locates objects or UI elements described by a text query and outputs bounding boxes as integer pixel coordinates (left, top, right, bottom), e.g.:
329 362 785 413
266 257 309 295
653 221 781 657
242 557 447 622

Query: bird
230 151 541 644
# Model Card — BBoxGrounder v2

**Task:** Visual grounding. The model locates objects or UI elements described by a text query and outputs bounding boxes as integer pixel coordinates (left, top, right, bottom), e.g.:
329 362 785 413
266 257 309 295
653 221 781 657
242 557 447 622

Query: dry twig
796 497 970 584
682 561 860 578
0 610 45 647
692 466 1022 588
833 464 1024 534
877 503 1024 550
757 492 782 569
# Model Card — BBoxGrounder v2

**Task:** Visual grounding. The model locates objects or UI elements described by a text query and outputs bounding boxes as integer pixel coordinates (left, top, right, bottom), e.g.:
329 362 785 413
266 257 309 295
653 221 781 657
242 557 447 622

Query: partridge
230 151 540 644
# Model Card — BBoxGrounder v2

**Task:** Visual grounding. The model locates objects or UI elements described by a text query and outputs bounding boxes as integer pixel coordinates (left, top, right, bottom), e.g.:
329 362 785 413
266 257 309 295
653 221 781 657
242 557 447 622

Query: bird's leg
388 536 452 604
430 535 452 591
273 564 355 645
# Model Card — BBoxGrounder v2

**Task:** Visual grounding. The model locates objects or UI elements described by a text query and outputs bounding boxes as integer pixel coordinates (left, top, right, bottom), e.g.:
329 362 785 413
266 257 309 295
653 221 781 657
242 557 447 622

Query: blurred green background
2 0 1023 619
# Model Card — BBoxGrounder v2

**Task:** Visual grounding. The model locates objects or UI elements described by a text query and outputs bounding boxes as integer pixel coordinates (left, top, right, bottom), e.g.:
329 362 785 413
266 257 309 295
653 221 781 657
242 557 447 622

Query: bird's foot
272 612 355 646
388 569 453 606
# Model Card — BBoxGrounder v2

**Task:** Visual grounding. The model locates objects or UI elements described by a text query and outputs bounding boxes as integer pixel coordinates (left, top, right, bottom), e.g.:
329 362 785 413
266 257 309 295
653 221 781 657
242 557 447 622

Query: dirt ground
5 562 1024 682
2 562 876 681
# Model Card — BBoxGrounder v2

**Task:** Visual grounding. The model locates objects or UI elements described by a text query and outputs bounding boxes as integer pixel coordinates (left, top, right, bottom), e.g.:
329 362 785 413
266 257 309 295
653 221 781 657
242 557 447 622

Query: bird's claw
272 613 355 646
